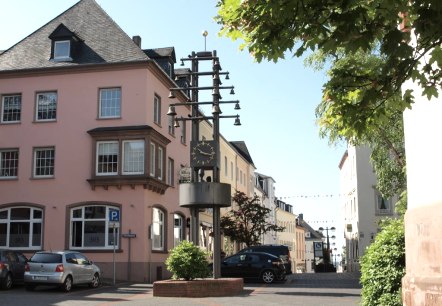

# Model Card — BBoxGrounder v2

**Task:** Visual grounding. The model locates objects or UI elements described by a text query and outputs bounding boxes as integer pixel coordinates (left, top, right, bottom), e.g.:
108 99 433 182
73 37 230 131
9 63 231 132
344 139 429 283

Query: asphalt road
0 272 361 306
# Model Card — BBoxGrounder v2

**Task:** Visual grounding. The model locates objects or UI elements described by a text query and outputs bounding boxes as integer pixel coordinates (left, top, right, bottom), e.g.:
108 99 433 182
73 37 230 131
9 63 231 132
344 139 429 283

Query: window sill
87 176 169 194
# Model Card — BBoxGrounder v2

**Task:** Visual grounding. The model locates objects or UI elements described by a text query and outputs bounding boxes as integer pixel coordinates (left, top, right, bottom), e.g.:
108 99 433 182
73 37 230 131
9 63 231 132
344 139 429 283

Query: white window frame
152 208 165 250
180 117 186 144
0 149 19 179
0 206 43 250
168 115 175 135
33 147 55 178
1 94 21 123
99 88 121 119
35 92 57 122
154 94 161 125
122 140 145 175
158 147 164 180
54 40 71 61
70 205 120 250
149 143 156 176
96 141 119 176
375 192 392 215
167 158 174 186
173 214 184 247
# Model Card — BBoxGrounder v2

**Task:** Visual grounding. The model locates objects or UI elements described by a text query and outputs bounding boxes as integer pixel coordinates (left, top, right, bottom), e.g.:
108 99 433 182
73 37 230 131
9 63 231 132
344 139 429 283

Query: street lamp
318 226 336 265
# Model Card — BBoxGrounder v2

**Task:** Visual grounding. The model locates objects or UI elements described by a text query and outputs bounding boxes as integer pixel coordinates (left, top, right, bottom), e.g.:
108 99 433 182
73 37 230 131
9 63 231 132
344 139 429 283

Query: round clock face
191 141 215 166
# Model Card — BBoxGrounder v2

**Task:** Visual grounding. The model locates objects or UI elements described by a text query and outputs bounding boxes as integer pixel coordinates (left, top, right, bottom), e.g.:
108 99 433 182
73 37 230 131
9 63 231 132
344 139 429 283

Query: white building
254 172 277 244
339 144 397 272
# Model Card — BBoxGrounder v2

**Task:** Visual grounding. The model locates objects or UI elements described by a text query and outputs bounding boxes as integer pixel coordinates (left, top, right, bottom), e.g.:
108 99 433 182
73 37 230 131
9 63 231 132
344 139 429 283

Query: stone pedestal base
153 278 244 297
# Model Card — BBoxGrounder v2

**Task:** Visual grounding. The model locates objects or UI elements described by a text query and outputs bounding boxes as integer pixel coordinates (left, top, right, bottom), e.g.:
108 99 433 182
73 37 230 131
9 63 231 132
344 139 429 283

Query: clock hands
197 148 215 156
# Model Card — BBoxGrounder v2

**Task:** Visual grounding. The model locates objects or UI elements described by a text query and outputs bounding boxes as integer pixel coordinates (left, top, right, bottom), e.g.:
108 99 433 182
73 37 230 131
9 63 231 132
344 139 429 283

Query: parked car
24 251 101 292
215 252 286 283
0 250 27 290
238 244 292 274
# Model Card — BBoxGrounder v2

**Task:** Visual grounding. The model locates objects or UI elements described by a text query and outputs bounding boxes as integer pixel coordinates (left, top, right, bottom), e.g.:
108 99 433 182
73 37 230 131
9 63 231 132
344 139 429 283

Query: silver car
24 251 101 292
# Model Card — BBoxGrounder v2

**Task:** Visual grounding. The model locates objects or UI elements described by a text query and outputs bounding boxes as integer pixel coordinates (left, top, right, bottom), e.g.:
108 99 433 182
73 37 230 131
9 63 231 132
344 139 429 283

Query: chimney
298 213 303 221
132 36 141 48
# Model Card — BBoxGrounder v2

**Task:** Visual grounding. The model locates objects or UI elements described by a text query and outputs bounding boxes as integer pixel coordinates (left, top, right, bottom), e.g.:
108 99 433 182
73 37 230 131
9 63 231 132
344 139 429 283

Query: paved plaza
0 272 361 306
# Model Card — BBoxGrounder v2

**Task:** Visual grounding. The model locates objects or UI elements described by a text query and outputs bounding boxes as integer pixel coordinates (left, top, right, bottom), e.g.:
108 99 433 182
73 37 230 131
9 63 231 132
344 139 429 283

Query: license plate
33 276 48 280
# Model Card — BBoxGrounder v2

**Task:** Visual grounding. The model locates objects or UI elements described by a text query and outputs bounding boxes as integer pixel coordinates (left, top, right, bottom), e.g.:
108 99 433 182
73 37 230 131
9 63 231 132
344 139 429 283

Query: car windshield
30 253 62 263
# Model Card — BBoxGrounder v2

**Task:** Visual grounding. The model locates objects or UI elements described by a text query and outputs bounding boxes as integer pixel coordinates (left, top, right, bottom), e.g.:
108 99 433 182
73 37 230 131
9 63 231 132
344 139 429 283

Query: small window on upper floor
54 40 71 61
49 23 82 62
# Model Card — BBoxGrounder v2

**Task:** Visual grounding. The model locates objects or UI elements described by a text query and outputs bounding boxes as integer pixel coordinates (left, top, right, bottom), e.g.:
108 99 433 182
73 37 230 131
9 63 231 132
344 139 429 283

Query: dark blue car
216 252 286 283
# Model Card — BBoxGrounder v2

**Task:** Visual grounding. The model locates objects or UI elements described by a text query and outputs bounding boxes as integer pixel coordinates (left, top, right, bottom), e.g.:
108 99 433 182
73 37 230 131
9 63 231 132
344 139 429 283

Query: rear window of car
242 246 288 256
30 253 62 263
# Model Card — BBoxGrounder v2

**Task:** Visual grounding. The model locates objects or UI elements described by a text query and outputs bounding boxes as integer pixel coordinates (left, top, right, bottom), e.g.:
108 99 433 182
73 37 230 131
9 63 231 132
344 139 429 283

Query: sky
0 0 346 249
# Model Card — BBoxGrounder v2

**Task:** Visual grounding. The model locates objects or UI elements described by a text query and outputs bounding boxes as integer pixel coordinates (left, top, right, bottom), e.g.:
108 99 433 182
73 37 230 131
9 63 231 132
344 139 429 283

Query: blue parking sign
109 209 120 222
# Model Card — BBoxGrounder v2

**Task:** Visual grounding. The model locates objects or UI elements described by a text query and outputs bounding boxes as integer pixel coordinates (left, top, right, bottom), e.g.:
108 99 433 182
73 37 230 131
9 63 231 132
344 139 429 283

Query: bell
167 105 177 116
168 91 176 99
230 88 235 95
234 116 241 126
212 105 222 114
234 102 241 110
174 119 180 128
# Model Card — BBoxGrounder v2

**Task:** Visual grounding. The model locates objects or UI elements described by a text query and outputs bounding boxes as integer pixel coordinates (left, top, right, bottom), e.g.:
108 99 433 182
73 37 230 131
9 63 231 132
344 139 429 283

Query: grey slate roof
144 47 176 62
0 0 148 71
230 141 255 166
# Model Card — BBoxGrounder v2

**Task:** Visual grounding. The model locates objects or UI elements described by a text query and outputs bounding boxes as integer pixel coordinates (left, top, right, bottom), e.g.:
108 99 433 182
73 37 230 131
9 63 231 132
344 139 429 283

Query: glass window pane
9 222 29 247
36 92 57 121
0 210 8 219
99 88 121 118
11 208 30 220
54 41 70 58
0 224 6 246
97 142 118 175
84 221 105 247
0 149 19 178
84 206 106 219
72 221 83 247
32 223 42 246
34 148 55 177
1 94 21 122
123 140 144 174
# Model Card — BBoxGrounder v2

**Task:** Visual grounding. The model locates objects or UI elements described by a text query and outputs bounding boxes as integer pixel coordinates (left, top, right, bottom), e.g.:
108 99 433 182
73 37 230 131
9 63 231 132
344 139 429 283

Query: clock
191 140 216 167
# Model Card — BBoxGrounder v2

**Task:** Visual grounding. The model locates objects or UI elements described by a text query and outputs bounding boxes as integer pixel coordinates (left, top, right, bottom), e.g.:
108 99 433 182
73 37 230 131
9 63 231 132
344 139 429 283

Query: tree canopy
216 0 442 137
221 191 284 247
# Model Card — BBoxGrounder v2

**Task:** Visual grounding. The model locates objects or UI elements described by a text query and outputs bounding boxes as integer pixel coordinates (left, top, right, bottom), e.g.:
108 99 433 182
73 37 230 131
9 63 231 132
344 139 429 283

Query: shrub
360 218 405 306
165 240 211 280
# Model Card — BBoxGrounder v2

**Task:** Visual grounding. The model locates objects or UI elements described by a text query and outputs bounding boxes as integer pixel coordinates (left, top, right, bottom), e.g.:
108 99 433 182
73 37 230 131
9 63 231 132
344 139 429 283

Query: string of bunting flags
276 193 345 200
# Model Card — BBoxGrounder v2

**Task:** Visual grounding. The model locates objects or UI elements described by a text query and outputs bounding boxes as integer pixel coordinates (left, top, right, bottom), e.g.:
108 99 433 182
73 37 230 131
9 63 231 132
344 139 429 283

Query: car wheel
25 284 36 291
89 273 100 288
261 270 275 284
61 276 73 292
0 273 13 289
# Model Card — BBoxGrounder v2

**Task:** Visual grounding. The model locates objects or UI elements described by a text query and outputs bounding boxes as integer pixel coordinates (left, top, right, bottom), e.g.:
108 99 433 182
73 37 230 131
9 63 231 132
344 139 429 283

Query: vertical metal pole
212 50 221 279
113 224 116 285
190 52 200 246
128 229 132 281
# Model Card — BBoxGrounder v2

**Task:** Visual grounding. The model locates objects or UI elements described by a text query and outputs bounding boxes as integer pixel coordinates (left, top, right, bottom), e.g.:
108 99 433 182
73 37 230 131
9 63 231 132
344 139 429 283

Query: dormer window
49 23 82 62
54 40 71 60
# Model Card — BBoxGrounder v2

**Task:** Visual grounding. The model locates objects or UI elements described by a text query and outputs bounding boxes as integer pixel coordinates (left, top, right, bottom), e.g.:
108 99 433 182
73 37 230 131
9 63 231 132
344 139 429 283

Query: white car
24 251 101 292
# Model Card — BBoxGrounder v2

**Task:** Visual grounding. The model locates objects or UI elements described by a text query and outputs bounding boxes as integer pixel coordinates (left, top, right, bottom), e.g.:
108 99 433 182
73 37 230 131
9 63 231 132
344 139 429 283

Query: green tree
216 0 442 136
221 191 285 247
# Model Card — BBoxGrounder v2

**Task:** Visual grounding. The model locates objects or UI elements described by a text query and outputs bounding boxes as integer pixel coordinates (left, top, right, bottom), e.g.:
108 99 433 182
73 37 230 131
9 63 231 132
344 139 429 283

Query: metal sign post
109 209 120 286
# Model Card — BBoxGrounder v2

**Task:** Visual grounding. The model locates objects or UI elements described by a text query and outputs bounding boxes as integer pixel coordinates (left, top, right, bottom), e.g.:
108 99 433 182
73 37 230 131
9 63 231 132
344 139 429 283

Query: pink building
0 0 191 282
